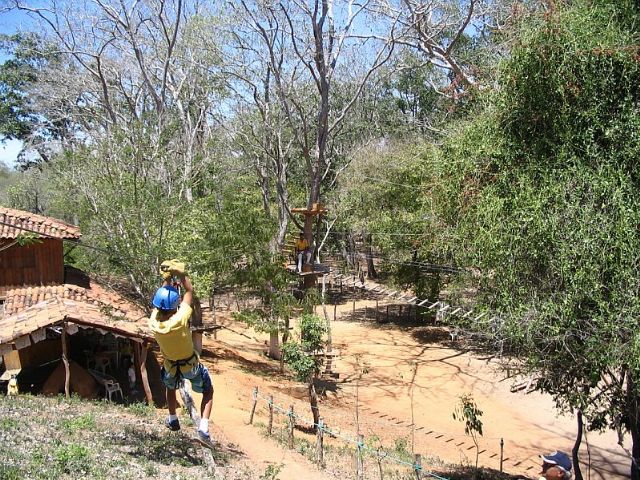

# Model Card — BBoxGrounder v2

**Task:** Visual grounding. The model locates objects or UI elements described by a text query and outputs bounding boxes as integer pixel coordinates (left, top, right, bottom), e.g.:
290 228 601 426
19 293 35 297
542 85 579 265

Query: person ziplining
148 259 214 446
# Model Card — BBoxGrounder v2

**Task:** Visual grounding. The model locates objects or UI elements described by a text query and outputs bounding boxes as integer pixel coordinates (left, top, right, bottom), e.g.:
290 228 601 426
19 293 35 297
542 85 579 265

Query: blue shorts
161 363 213 393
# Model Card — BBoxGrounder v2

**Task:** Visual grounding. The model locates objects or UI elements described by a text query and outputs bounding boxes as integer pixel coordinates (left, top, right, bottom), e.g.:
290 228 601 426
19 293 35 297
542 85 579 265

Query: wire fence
247 386 455 480
245 386 546 478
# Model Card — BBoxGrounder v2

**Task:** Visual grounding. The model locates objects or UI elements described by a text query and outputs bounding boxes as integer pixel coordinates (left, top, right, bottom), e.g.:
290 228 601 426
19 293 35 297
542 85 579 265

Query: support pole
139 342 153 405
414 454 422 480
500 438 504 472
316 418 325 468
386 305 389 323
376 299 379 322
268 395 274 435
334 303 337 323
61 322 70 399
248 387 258 424
356 434 365 480
288 405 295 449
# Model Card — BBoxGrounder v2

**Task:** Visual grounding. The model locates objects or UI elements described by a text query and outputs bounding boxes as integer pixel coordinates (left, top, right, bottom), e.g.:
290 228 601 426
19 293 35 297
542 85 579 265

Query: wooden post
353 298 356 315
356 433 365 480
288 405 295 449
399 305 404 319
248 387 258 424
375 299 379 322
340 279 343 294
500 438 504 472
139 342 153 405
316 418 325 468
268 395 274 435
333 303 337 323
414 454 422 480
386 305 389 322
61 322 70 399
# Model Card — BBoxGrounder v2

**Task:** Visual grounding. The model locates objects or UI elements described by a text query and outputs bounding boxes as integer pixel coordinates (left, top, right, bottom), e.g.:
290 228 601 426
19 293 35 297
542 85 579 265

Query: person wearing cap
149 259 213 444
540 451 573 479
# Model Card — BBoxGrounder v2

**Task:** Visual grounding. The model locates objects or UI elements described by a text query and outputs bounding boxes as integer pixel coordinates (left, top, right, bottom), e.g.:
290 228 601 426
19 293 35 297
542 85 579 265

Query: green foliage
53 443 91 474
452 394 483 437
260 462 283 480
14 232 42 246
453 394 483 472
429 2 640 473
59 413 96 433
282 314 326 382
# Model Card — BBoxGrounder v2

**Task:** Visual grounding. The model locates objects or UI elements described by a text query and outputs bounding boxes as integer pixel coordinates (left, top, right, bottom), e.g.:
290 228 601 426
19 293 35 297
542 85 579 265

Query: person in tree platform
539 451 572 480
149 259 213 443
294 232 310 272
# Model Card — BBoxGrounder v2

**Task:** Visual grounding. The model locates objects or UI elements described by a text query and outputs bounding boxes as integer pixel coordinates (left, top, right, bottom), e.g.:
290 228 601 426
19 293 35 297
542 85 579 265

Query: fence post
316 418 325 468
334 303 337 322
356 433 365 480
268 395 274 435
288 405 295 449
414 453 422 480
248 386 258 424
500 438 504 472
375 299 379 322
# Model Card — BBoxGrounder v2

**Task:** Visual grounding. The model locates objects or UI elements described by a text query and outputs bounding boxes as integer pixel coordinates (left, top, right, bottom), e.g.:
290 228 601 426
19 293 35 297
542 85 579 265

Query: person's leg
166 388 177 415
201 388 213 420
188 363 214 439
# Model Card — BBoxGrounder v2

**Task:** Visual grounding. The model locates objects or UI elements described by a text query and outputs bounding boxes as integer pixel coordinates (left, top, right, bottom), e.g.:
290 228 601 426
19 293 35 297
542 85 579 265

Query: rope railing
248 387 451 480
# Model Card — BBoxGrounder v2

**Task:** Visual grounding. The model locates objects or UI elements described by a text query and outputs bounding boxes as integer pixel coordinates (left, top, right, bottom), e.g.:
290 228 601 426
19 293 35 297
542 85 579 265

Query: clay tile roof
0 297 152 347
0 207 81 240
2 283 146 319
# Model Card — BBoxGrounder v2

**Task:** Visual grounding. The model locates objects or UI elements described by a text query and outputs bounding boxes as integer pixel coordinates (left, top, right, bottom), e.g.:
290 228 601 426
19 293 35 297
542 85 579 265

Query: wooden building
0 207 81 287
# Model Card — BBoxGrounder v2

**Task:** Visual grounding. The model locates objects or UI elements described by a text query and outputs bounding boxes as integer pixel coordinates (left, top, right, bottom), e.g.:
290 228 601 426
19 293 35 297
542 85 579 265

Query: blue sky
0 8 36 169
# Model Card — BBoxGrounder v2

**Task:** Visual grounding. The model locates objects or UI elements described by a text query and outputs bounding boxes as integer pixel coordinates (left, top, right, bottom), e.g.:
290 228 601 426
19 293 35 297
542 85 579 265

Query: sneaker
197 429 212 443
165 417 180 431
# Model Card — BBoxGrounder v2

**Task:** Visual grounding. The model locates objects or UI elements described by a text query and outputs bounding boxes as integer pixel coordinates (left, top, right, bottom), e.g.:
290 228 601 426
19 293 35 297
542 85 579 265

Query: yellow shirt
149 303 198 374
295 238 309 250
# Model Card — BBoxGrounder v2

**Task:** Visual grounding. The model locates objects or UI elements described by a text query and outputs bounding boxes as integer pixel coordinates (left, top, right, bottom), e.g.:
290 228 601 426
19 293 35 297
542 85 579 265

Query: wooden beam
139 342 153 406
61 322 70 399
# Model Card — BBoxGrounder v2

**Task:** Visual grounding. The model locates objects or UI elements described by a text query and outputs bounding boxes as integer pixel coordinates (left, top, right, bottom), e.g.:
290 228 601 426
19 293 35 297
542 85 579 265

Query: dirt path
194 296 629 480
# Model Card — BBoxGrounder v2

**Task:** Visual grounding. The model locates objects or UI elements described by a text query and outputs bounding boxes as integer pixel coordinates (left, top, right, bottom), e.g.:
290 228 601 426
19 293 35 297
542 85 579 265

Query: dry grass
0 394 258 480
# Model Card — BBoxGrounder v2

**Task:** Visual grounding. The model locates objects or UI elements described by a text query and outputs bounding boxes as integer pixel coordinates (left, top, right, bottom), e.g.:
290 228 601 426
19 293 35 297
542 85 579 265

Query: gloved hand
160 259 187 278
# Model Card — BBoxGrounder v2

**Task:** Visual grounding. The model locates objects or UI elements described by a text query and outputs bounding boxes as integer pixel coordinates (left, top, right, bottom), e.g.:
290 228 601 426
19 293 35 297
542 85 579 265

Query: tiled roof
0 207 81 240
2 283 146 319
0 297 152 349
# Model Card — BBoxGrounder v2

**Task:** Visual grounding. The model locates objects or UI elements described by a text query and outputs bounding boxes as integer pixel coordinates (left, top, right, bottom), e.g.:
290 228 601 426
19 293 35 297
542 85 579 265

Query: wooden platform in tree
291 203 327 217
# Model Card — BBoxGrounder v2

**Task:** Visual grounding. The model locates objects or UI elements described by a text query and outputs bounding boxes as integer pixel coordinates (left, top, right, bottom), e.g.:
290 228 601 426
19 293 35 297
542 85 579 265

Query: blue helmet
152 285 180 311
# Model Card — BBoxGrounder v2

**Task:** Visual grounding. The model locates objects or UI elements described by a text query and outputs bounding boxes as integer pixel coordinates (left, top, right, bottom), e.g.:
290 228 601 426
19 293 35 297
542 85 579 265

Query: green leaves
283 314 327 382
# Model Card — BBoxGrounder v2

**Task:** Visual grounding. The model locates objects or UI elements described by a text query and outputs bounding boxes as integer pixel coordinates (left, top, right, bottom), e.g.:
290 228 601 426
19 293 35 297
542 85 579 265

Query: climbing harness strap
167 351 198 381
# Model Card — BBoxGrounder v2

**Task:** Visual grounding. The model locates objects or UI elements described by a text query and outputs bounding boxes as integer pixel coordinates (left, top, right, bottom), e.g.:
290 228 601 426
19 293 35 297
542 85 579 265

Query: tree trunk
268 331 281 360
309 379 320 431
365 234 377 279
280 318 290 373
573 410 584 480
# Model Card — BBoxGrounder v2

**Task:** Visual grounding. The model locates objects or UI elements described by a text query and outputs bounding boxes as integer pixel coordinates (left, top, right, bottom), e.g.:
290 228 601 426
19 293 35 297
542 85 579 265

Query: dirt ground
191 294 630 480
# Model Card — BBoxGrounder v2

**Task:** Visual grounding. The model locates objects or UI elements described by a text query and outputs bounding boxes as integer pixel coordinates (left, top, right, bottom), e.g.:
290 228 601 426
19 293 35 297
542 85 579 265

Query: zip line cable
0 220 249 272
